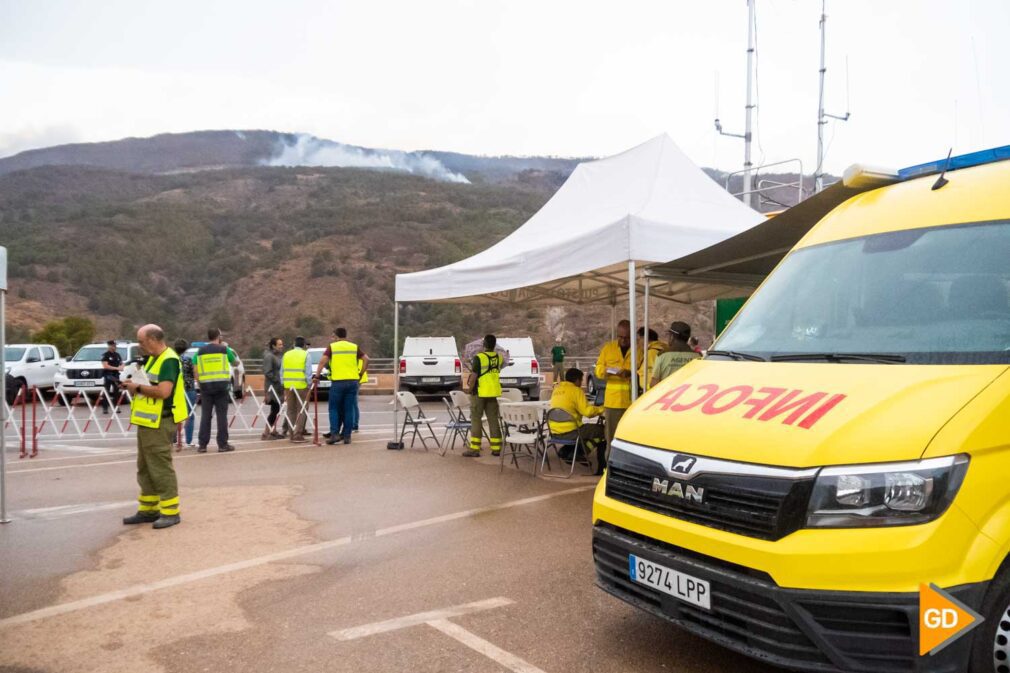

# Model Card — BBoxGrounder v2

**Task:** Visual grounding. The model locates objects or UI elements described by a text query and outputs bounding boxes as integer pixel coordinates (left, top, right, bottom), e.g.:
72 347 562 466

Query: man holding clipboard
594 319 633 472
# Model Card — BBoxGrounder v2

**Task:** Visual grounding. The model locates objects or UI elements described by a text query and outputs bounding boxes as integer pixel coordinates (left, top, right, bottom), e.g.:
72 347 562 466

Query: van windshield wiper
705 349 767 362
769 352 907 364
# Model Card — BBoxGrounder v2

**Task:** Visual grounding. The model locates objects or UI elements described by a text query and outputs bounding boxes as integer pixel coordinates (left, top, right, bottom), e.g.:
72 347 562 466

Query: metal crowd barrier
2 383 324 458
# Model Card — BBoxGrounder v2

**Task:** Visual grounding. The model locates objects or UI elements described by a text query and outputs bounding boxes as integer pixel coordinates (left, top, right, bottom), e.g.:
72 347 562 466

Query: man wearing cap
100 340 124 414
650 321 701 387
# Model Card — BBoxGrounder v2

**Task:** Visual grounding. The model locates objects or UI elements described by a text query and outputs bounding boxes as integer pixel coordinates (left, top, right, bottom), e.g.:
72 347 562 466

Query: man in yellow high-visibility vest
315 327 369 445
594 319 633 471
281 336 313 443
193 327 237 453
464 334 503 457
120 324 187 529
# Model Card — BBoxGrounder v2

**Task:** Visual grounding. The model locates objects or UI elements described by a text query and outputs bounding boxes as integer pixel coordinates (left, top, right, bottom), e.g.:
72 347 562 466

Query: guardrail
243 355 604 376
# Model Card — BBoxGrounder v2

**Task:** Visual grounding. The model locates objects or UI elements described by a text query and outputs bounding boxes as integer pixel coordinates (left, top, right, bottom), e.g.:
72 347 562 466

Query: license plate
500 378 518 385
629 554 711 610
422 377 441 383
75 381 96 387
318 380 331 388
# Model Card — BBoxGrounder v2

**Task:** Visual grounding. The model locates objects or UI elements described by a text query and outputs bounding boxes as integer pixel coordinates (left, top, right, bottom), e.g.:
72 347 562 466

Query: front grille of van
604 443 816 541
593 524 924 673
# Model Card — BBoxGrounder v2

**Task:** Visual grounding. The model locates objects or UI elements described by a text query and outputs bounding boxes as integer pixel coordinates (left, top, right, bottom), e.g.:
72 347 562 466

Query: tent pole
643 276 650 392
0 287 8 524
610 303 616 341
387 301 403 450
629 261 638 402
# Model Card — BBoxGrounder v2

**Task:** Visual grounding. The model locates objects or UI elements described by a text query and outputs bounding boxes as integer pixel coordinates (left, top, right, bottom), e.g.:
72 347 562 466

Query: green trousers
470 396 502 453
136 420 180 516
603 407 626 464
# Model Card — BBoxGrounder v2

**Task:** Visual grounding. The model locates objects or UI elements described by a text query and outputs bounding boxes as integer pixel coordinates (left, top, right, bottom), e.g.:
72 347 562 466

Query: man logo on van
652 478 705 503
645 383 847 430
670 455 697 474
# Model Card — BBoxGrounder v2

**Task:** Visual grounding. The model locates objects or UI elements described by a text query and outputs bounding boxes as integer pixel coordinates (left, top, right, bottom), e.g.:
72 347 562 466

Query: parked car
496 337 541 400
398 337 461 395
56 341 140 396
182 346 246 399
4 343 61 395
307 347 330 400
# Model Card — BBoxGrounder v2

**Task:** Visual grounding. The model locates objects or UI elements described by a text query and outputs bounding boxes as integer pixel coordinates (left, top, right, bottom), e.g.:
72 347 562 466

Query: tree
31 316 96 356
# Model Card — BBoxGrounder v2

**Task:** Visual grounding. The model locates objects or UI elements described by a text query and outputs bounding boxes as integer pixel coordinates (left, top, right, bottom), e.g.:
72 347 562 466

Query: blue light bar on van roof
898 145 1010 180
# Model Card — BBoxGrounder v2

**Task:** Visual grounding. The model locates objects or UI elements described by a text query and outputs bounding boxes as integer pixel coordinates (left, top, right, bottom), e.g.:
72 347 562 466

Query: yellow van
593 147 1010 673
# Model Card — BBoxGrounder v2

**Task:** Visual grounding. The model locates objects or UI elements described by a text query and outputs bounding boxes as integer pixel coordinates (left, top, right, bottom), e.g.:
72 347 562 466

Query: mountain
0 130 817 358
0 130 586 186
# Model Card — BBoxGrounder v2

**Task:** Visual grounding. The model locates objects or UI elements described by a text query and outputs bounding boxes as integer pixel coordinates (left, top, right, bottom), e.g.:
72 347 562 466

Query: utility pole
715 0 756 209
815 0 850 192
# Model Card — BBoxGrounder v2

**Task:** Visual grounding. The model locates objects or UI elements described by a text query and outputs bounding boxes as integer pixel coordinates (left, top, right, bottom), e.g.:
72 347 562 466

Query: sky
1 0 1008 175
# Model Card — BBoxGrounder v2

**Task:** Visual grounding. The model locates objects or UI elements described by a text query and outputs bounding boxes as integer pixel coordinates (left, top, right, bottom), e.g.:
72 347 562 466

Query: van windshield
716 220 1010 365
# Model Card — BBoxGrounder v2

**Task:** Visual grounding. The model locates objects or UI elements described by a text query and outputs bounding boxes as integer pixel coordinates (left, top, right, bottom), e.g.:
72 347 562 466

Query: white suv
4 343 61 395
56 342 141 396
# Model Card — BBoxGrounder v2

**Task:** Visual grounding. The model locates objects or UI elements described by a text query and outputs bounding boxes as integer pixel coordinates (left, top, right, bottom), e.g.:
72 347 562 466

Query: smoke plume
263 134 469 183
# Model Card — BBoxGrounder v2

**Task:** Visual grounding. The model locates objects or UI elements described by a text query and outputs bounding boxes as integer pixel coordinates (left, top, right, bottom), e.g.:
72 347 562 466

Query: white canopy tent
396 134 763 306
387 134 763 447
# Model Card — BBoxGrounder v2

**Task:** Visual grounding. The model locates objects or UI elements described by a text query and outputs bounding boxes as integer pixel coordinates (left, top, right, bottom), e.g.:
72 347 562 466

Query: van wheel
969 566 1010 672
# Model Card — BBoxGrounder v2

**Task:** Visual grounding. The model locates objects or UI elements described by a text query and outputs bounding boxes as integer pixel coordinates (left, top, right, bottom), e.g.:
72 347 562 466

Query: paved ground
0 395 777 673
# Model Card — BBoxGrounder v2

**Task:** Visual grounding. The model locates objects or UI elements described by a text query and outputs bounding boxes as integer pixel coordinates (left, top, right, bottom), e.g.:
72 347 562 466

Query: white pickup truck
398 337 461 396
496 337 542 400
56 341 141 396
4 343 61 396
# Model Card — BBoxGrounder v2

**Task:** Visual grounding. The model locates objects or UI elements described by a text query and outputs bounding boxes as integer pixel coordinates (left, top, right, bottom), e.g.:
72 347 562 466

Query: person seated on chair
548 368 605 469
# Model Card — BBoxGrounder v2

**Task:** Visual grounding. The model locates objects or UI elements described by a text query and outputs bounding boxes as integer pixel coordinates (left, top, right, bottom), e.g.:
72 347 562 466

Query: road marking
330 598 546 673
15 501 135 520
330 597 514 640
428 619 547 673
0 486 594 629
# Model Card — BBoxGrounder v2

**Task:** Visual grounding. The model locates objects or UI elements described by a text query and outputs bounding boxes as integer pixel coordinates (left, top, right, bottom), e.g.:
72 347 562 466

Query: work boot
218 444 236 452
326 437 339 445
197 445 208 453
462 449 481 458
323 432 333 439
152 514 181 529
269 432 284 440
123 512 159 525
260 429 271 440
290 435 307 443
491 450 501 457
342 436 351 445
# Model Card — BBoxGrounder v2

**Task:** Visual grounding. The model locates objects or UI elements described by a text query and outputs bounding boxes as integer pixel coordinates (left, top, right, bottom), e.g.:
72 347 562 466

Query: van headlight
805 455 969 528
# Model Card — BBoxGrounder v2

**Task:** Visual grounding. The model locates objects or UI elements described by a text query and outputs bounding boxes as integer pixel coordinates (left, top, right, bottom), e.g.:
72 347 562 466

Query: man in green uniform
464 334 503 457
550 337 566 385
120 324 188 529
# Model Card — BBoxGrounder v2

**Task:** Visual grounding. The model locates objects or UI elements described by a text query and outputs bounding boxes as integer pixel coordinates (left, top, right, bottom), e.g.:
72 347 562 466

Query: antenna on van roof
932 149 953 191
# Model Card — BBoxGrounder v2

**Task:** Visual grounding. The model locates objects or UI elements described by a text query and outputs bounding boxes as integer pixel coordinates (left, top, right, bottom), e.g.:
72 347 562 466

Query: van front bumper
593 523 987 673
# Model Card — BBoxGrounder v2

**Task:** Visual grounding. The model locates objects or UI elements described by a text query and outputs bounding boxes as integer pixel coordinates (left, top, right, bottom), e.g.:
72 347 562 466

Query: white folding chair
396 391 439 450
498 403 543 476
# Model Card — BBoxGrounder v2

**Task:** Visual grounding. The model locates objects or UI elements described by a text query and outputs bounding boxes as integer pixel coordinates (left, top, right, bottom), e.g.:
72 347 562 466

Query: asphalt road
0 395 777 673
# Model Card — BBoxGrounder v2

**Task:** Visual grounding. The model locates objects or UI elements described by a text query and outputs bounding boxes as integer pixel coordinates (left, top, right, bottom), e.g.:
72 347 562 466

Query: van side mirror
27 355 40 363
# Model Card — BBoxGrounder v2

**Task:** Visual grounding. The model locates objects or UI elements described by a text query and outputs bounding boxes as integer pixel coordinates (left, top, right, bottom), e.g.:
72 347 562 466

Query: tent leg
629 261 638 402
0 289 7 524
643 276 650 392
610 304 616 341
387 301 404 450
